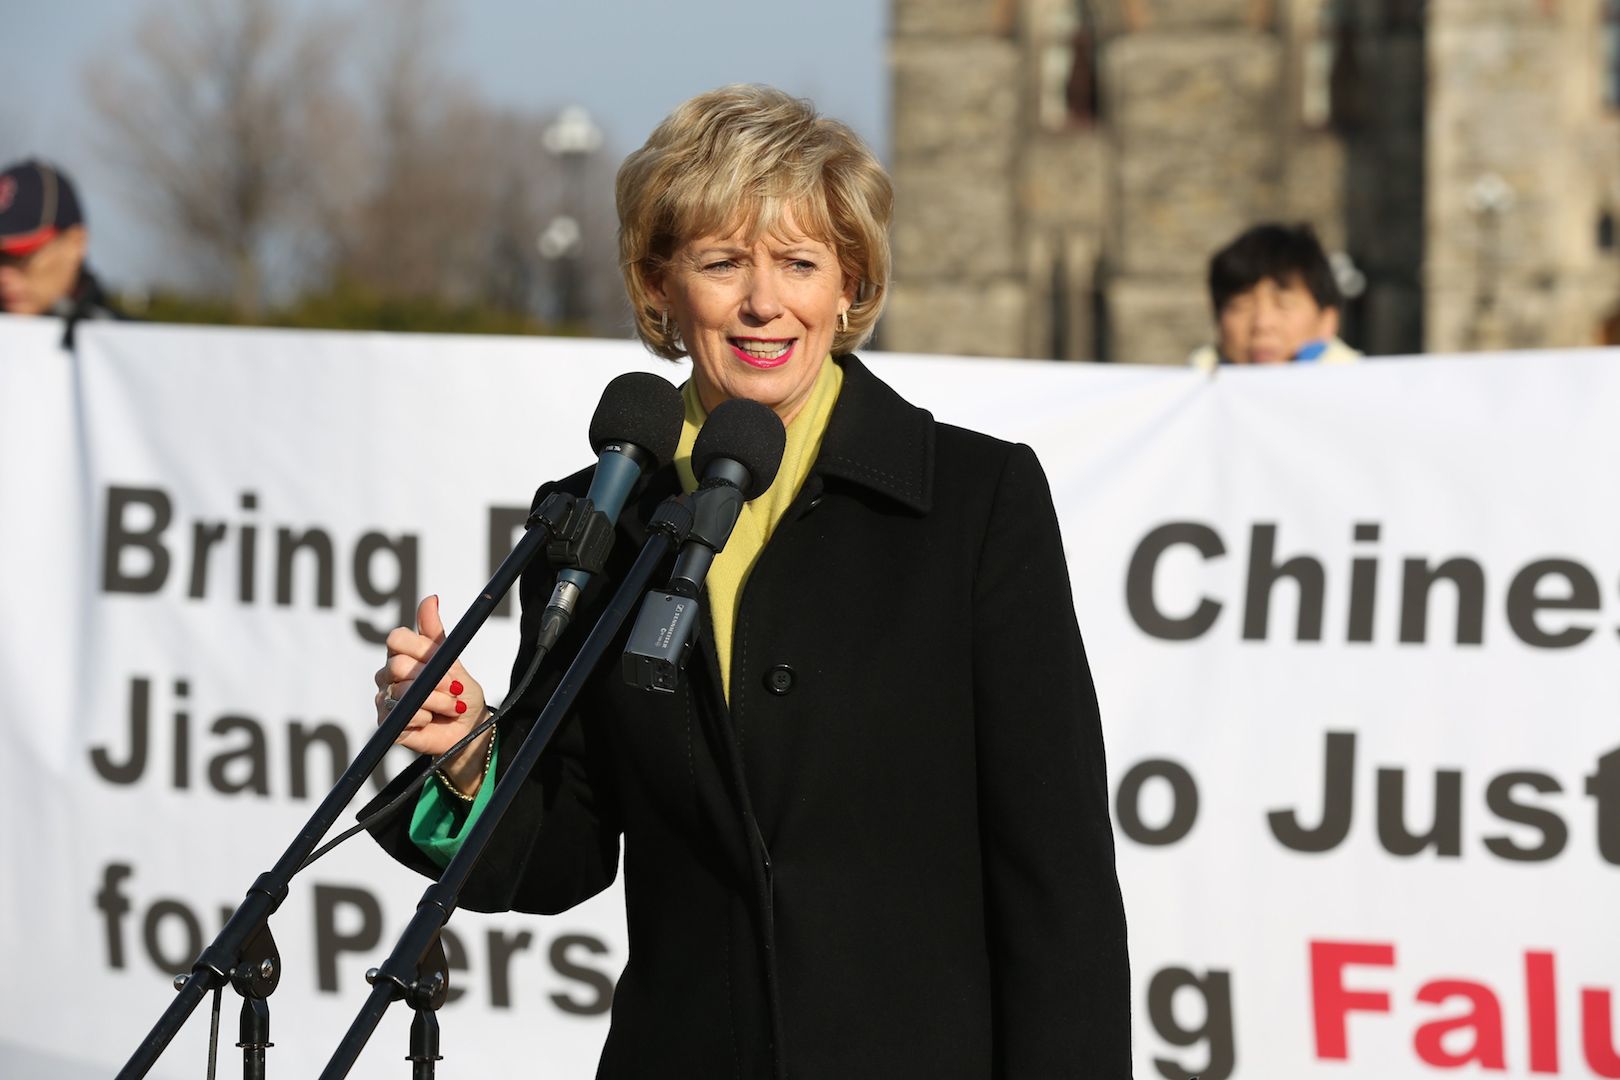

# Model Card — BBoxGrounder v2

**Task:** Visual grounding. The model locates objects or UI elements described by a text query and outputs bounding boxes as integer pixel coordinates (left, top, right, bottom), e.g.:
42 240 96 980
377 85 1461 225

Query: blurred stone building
884 0 1620 363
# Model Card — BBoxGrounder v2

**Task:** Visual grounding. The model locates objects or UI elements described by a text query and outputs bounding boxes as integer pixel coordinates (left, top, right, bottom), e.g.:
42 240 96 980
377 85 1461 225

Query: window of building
1381 0 1425 32
1604 0 1620 108
1600 305 1620 345
1038 2 1101 131
1090 259 1111 363
1303 0 1359 131
1048 250 1070 360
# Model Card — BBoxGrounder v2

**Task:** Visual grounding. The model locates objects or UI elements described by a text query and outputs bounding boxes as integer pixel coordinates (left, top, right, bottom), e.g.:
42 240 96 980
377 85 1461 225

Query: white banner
1 317 1616 1080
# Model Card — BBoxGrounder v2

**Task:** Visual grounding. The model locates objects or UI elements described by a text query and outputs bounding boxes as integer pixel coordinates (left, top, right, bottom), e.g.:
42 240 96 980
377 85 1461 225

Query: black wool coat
369 355 1131 1078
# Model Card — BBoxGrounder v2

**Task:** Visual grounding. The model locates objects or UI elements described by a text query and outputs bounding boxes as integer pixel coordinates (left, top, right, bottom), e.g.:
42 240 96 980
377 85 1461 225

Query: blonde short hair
617 85 893 359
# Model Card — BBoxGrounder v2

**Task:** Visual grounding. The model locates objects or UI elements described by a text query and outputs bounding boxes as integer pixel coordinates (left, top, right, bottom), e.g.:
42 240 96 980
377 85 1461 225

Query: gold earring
839 309 849 333
660 310 669 335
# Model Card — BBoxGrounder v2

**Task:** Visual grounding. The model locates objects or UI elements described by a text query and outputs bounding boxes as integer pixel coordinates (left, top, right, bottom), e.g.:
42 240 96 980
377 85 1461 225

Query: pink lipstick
728 338 796 369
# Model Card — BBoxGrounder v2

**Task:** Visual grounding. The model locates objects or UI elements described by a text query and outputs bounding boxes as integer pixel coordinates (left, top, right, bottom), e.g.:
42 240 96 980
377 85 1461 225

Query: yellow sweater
674 356 844 702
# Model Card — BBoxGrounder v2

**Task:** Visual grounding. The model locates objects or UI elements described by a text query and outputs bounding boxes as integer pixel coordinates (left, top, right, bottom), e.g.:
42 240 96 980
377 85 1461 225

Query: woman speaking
368 85 1130 1078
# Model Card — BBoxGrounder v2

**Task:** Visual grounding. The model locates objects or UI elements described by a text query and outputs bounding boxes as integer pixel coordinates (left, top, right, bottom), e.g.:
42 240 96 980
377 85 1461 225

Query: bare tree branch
86 0 624 333
87 0 351 315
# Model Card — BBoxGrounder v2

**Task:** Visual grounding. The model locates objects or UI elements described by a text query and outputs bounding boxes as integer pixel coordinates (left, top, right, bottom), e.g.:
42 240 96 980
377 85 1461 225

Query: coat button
765 665 795 695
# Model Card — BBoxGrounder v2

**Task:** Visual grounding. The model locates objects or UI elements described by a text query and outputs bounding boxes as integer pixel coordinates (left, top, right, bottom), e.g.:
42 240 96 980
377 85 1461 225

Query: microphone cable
296 638 552 873
295 371 683 874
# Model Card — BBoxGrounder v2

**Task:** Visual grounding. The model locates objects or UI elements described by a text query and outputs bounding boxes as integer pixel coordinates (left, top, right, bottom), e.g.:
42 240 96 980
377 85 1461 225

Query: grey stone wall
1104 32 1285 277
883 280 1033 357
886 26 1028 358
1425 0 1612 351
1340 3 1426 355
889 0 1349 364
886 0 1620 362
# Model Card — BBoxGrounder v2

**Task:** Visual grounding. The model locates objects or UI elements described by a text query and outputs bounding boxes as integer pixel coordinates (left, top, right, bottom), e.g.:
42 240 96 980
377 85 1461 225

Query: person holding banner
1187 221 1361 369
0 159 128 337
366 84 1129 1078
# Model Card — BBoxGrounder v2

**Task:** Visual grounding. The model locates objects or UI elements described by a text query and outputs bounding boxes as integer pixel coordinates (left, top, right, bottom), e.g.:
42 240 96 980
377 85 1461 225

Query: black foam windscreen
692 398 787 500
588 372 685 469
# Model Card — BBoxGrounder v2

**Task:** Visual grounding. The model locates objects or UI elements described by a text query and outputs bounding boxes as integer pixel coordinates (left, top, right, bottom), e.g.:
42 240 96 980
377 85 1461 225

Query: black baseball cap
0 160 85 256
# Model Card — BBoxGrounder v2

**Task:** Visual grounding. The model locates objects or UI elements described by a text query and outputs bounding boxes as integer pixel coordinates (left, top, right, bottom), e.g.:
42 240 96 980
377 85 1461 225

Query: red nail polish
455 699 468 714
449 679 464 696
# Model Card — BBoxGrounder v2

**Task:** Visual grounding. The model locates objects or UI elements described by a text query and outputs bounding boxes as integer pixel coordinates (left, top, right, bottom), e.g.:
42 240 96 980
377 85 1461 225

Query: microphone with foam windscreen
536 372 684 652
667 397 786 597
622 398 787 692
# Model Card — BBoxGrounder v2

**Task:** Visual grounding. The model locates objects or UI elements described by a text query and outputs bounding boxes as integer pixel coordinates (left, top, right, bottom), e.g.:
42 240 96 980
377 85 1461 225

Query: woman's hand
374 594 492 793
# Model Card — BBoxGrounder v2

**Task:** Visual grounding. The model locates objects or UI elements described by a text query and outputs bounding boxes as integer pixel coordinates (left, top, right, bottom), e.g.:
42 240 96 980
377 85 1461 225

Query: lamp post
539 105 603 328
1465 171 1515 351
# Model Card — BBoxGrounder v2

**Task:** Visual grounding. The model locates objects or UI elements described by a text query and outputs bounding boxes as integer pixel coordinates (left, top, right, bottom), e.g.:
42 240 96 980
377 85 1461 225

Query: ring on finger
382 683 399 708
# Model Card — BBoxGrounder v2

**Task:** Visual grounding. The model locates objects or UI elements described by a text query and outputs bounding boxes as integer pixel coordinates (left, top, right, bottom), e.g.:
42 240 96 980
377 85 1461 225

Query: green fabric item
408 733 499 868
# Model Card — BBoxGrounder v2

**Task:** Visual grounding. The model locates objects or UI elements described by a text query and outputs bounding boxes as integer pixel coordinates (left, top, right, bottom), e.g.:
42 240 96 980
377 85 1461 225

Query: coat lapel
809 355 935 515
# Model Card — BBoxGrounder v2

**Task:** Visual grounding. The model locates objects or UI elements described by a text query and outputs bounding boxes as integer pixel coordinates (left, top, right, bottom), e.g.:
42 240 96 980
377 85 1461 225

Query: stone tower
1425 0 1620 353
884 0 1620 362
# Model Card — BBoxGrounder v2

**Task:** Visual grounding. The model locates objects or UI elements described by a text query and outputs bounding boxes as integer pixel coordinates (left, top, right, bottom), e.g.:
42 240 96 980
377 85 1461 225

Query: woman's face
651 209 853 426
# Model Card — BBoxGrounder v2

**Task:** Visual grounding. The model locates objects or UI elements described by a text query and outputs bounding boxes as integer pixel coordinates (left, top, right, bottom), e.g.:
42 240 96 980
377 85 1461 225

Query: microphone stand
317 493 696 1079
114 492 609 1080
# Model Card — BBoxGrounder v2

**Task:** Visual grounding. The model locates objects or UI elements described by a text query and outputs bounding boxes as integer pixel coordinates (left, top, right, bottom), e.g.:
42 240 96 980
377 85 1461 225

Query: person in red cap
0 159 124 326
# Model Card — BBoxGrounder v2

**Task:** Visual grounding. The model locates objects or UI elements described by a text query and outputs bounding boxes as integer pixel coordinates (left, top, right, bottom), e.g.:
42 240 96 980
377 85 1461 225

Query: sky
1 0 891 291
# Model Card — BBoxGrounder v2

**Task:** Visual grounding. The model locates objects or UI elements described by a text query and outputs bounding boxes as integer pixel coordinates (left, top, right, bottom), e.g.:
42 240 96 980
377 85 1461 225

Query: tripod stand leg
237 996 271 1080
408 1005 442 1079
